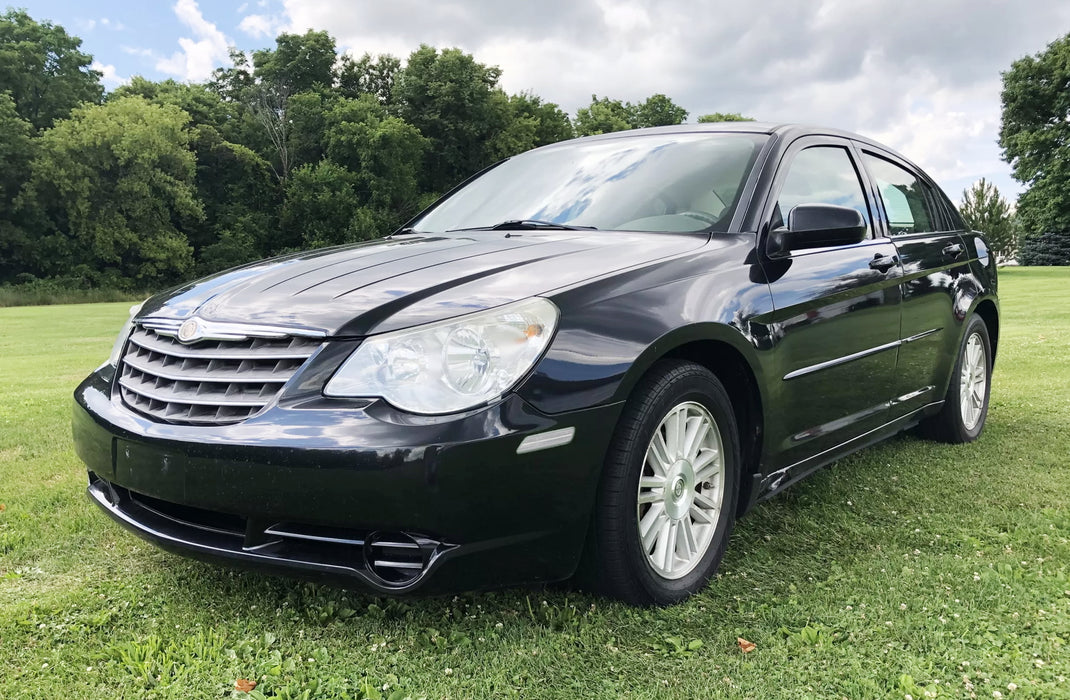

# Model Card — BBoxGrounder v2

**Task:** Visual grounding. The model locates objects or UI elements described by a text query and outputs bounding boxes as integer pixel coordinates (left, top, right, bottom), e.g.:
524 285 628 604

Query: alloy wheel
959 332 987 430
636 401 725 580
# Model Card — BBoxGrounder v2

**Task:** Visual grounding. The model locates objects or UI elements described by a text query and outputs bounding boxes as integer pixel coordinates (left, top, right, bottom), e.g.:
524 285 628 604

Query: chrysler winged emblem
177 317 203 343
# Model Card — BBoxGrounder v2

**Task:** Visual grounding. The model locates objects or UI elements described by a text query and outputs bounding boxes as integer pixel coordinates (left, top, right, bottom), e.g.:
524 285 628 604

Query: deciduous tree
575 93 688 135
20 97 201 288
633 93 688 128
188 125 278 272
697 112 754 122
393 45 506 192
502 91 573 148
0 10 102 130
216 32 340 183
575 95 633 136
337 52 401 106
486 91 573 160
326 95 427 220
252 30 337 95
112 77 232 133
0 93 35 282
281 161 361 248
999 32 1070 235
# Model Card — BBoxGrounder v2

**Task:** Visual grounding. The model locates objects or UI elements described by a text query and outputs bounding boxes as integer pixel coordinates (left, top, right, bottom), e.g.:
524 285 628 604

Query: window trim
857 147 961 237
758 136 880 257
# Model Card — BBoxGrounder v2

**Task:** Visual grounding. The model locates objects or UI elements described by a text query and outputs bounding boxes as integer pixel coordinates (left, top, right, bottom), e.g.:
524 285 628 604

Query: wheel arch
973 297 999 364
613 324 767 518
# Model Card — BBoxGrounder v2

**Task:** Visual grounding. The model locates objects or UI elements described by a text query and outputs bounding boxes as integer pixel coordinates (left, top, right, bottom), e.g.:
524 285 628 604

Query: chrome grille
118 326 321 425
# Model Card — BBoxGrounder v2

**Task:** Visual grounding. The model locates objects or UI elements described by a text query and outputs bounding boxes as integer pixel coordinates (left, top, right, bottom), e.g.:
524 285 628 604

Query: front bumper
74 366 621 594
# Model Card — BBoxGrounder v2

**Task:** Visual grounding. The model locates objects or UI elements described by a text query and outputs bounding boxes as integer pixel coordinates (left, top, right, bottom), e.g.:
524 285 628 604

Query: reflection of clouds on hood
280 0 1070 202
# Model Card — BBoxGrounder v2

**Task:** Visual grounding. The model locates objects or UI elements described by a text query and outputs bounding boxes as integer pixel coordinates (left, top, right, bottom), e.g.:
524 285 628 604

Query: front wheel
585 360 740 605
919 314 993 443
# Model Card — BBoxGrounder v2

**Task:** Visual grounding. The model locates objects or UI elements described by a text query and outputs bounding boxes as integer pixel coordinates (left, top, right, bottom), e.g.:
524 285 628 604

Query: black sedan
73 123 998 605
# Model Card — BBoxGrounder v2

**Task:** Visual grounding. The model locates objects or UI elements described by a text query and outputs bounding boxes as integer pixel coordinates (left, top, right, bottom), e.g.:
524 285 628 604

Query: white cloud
239 13 284 39
91 60 127 90
156 0 232 81
122 46 156 58
79 17 127 33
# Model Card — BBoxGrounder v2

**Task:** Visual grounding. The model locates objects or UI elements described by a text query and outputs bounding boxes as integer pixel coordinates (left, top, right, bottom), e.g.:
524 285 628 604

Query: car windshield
412 132 768 234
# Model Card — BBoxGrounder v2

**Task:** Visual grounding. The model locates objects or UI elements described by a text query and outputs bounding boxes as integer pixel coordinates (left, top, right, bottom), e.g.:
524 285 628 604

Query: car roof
562 123 923 179
573 122 879 147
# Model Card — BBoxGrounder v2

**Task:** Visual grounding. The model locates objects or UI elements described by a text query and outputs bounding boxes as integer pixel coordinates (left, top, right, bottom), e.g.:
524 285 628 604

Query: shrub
1018 231 1070 266
0 277 146 307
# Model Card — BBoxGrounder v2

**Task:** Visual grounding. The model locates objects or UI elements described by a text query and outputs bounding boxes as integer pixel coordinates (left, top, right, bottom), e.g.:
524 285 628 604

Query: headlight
324 297 558 414
106 301 145 367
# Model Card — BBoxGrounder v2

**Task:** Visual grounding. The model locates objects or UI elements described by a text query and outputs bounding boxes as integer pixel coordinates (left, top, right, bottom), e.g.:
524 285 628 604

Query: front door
757 138 904 473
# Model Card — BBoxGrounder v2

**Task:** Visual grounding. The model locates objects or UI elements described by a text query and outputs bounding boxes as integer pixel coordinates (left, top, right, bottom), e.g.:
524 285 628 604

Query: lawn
0 267 1067 699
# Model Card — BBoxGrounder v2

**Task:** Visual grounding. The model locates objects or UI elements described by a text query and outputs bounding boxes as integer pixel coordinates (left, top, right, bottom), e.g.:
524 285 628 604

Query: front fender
610 322 768 405
517 244 774 415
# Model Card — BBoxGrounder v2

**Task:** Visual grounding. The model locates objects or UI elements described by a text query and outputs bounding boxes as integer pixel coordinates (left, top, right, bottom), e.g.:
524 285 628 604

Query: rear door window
861 154 938 235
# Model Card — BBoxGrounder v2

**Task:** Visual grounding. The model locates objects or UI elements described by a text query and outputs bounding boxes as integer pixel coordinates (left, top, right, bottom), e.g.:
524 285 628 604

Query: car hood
140 231 707 336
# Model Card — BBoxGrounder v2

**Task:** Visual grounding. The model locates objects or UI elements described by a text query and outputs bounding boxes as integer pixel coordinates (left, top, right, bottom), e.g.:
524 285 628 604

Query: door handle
869 254 898 273
943 242 965 258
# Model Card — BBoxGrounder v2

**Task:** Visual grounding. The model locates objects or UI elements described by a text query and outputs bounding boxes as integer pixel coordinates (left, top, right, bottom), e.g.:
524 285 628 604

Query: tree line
1 10 755 292
1 10 1066 297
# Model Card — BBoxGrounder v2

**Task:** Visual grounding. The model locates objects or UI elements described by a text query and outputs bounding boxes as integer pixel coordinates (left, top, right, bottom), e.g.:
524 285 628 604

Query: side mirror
768 204 867 257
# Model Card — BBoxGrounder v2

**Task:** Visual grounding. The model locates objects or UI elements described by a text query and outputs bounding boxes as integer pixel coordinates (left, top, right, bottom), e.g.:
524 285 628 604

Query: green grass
1 268 1068 699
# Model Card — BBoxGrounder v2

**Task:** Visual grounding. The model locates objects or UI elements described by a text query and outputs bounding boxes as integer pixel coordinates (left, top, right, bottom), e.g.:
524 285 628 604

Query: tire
919 314 992 443
584 360 740 605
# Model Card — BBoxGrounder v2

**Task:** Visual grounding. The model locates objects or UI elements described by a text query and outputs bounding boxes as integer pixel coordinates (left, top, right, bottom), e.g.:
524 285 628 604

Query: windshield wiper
448 219 598 232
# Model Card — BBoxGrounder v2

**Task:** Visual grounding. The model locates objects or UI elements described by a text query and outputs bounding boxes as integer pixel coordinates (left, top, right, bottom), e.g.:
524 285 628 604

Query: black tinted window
413 133 768 234
862 154 936 235
932 185 966 231
775 146 869 235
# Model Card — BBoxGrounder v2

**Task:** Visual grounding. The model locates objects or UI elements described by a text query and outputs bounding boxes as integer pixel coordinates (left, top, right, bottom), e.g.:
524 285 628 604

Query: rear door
758 136 904 474
857 149 970 418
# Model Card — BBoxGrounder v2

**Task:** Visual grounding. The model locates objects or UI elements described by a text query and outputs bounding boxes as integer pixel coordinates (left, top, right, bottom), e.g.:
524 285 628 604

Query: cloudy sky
23 0 1070 202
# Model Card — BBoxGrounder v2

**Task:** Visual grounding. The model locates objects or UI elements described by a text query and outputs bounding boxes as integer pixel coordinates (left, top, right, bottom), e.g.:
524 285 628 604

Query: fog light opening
365 531 430 585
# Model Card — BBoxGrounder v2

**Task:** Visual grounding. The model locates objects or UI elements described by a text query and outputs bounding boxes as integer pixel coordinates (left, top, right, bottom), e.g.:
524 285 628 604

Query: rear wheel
585 360 740 605
919 314 992 443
